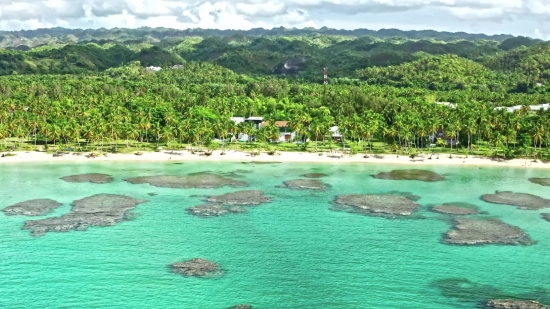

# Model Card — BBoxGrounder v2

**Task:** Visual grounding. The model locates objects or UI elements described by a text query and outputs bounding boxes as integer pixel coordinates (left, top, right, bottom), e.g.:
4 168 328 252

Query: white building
330 126 342 141
494 103 550 113
146 66 162 71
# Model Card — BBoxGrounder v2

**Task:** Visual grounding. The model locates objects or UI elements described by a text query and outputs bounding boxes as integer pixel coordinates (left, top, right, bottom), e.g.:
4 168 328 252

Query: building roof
435 102 457 108
260 121 289 128
494 103 550 112
230 117 245 124
246 116 264 121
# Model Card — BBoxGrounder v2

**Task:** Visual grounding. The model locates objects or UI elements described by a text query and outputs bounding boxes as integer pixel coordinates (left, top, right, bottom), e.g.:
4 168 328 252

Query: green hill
356 54 504 91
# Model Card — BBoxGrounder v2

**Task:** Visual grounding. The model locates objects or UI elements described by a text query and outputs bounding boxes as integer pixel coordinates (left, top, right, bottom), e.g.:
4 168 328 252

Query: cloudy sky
0 0 549 38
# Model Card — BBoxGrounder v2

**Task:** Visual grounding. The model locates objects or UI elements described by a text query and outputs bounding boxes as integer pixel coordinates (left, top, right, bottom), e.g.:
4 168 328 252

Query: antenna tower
323 68 328 84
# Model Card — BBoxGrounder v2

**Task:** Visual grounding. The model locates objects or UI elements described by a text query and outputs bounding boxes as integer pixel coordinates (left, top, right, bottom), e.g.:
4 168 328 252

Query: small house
260 121 295 142
245 117 264 129
429 129 458 146
330 126 342 142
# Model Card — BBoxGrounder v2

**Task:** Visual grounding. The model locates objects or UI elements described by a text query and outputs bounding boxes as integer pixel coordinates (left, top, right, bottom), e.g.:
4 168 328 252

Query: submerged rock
542 214 550 222
187 204 247 217
147 193 158 196
125 173 248 189
443 218 534 246
371 169 445 182
228 305 252 309
481 191 550 210
204 190 272 205
485 299 547 309
432 206 478 215
386 191 421 201
60 173 113 184
333 194 420 217
171 258 222 277
23 194 147 237
282 179 330 190
189 191 271 218
432 203 479 215
301 173 328 178
3 199 62 216
529 178 550 187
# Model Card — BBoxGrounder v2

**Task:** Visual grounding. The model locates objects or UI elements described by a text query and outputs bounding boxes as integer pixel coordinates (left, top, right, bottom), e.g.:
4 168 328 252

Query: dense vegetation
0 60 549 160
0 27 549 159
0 27 546 90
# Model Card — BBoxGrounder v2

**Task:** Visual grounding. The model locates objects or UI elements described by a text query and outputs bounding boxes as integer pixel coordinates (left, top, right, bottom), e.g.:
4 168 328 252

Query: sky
0 0 549 39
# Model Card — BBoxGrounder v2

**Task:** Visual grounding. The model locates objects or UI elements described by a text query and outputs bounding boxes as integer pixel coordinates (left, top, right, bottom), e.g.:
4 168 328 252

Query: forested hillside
0 26 546 91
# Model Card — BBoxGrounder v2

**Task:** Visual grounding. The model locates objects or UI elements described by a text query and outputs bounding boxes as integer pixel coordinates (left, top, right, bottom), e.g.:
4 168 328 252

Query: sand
0 150 548 169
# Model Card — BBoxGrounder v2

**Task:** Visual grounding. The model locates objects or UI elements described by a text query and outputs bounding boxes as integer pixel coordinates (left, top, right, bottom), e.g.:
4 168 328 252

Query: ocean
1 161 549 309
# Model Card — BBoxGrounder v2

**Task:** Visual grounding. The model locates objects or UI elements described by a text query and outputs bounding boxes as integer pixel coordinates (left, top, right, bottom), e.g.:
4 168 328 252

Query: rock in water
204 190 272 205
443 218 534 246
188 191 270 218
485 299 547 309
125 174 248 189
282 179 330 190
2 199 62 216
481 191 550 210
431 203 478 215
228 305 253 309
23 194 147 237
301 173 328 178
542 214 550 222
170 258 222 277
333 194 420 217
187 204 247 217
528 178 550 187
60 173 113 184
371 169 445 182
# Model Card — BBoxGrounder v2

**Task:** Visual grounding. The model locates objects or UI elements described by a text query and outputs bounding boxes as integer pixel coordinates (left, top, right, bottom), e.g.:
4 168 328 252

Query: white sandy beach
0 150 547 169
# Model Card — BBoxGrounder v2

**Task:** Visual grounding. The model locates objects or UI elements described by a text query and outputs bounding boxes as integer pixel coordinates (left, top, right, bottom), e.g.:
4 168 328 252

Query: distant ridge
0 26 515 42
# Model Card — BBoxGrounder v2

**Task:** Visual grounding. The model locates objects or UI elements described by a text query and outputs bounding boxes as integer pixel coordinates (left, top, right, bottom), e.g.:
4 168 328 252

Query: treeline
0 62 549 159
0 26 518 48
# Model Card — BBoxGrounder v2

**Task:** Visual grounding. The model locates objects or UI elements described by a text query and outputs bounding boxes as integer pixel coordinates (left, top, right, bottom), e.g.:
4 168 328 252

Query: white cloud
0 0 548 37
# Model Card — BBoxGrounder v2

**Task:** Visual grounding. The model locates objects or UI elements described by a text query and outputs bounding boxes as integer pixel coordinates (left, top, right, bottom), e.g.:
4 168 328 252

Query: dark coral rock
443 218 534 246
371 169 445 182
432 203 479 215
60 173 113 184
333 194 420 217
3 199 62 216
529 178 550 187
170 258 222 277
228 305 252 309
481 191 550 210
301 173 328 178
282 179 330 190
204 190 272 205
542 214 550 222
187 204 247 217
23 194 147 237
485 299 547 309
125 173 248 189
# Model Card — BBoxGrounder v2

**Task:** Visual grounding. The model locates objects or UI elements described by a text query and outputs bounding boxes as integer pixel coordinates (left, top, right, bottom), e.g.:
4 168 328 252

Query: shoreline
0 150 548 169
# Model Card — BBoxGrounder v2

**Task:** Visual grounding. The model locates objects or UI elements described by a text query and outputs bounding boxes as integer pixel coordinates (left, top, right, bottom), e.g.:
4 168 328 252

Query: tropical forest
0 26 549 160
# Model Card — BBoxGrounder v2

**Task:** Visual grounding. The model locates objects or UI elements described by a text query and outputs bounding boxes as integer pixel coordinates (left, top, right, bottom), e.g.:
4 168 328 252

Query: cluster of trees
0 61 548 159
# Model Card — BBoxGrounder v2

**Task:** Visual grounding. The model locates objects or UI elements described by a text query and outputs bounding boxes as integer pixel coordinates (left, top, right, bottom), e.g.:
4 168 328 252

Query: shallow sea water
1 161 549 309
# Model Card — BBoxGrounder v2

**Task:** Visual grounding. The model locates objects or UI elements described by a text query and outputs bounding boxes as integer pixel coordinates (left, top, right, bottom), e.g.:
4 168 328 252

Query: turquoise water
1 162 549 309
